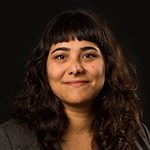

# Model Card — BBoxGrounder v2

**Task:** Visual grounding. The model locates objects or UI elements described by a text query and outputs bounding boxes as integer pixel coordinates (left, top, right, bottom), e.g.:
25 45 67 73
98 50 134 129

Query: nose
68 59 84 76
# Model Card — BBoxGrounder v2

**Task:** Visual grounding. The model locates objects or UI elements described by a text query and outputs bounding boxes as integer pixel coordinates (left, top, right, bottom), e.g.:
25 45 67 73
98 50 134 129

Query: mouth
62 80 90 87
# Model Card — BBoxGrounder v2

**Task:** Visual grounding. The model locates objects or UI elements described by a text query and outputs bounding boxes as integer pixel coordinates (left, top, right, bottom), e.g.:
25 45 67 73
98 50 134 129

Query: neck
60 104 93 150
64 104 93 135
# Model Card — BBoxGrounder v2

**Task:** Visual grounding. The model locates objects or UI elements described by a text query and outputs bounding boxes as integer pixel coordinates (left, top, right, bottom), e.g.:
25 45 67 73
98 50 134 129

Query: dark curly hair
12 8 142 149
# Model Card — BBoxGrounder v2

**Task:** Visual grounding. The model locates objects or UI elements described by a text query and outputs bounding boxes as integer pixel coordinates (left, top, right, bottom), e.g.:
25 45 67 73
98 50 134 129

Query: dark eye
82 54 96 59
55 55 65 60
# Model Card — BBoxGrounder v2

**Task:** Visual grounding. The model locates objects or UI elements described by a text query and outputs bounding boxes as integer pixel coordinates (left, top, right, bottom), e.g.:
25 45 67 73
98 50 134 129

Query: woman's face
46 39 105 108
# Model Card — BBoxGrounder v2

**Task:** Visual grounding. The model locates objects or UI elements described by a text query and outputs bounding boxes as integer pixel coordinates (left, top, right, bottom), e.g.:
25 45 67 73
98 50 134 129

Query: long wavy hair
12 8 142 149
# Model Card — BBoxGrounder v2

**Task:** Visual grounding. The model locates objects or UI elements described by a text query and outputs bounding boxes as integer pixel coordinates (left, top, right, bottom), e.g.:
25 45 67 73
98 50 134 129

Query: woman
0 8 150 150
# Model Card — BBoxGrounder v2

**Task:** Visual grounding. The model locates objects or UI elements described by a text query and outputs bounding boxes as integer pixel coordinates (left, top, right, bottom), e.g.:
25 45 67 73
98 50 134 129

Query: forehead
50 39 99 50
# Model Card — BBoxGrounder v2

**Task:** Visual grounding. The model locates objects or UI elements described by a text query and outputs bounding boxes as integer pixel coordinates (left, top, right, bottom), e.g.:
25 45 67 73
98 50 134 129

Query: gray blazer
0 120 40 150
0 119 150 150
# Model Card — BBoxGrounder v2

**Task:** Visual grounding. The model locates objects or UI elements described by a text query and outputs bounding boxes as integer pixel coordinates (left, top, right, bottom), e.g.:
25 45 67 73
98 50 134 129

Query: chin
62 98 94 107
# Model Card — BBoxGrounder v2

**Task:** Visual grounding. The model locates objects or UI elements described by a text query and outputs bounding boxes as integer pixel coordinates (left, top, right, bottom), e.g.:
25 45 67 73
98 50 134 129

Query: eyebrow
80 46 99 51
50 46 99 54
50 47 70 54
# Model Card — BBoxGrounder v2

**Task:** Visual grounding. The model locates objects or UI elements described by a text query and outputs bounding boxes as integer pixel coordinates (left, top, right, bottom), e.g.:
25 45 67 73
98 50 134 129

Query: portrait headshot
0 1 150 150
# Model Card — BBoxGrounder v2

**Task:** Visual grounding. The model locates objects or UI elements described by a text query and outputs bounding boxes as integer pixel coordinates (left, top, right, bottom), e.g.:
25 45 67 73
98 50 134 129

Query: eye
55 55 65 60
82 53 96 59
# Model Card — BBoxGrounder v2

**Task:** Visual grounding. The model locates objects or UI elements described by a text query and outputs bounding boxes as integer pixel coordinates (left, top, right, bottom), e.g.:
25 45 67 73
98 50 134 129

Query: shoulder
134 123 150 150
0 119 40 150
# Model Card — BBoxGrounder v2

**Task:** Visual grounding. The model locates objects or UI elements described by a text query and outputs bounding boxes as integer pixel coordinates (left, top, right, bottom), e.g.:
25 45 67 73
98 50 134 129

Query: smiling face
46 39 105 108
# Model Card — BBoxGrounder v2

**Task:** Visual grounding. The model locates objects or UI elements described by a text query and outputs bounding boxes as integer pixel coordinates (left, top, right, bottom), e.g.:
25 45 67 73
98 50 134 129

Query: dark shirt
0 119 150 150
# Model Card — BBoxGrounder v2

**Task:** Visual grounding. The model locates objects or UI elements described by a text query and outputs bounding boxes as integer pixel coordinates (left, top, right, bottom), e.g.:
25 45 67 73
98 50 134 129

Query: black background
0 0 149 127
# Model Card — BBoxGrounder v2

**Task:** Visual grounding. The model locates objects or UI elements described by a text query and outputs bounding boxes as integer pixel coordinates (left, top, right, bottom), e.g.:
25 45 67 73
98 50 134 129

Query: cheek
90 63 105 78
48 71 62 82
47 63 62 82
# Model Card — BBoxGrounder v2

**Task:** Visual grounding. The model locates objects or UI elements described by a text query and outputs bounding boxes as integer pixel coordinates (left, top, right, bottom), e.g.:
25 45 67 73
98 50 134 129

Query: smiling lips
62 80 90 87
